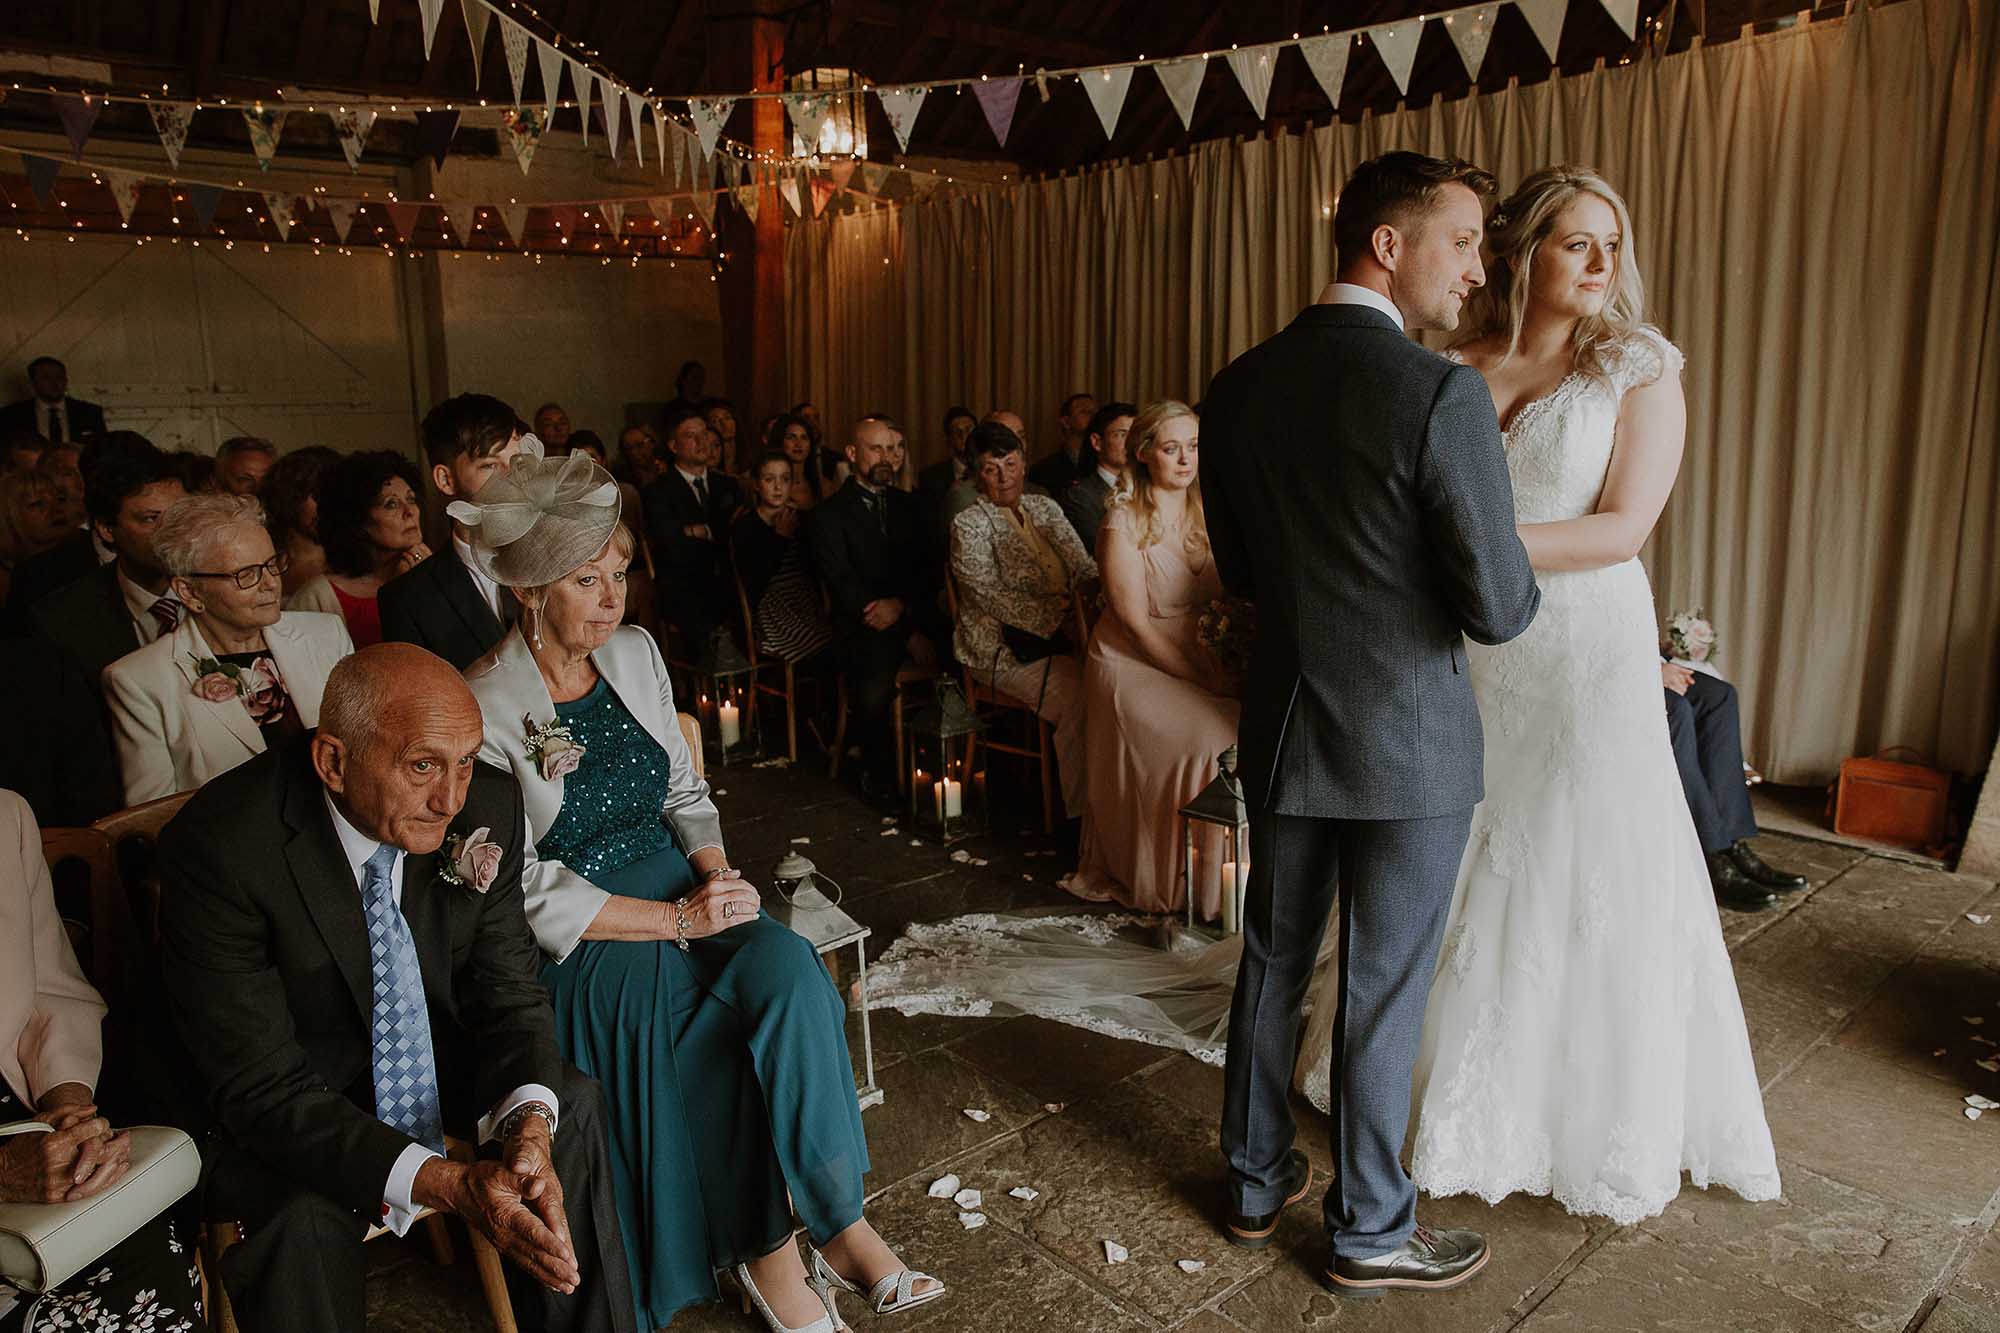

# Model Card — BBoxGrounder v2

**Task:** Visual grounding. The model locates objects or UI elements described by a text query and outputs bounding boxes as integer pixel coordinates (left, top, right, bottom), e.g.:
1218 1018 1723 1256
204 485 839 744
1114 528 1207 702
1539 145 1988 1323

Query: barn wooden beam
841 0 1125 69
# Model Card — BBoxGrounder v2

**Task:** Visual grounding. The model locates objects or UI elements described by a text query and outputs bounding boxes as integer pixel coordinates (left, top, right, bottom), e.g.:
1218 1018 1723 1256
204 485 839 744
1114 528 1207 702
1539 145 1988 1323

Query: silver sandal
807 1246 948 1317
734 1261 838 1333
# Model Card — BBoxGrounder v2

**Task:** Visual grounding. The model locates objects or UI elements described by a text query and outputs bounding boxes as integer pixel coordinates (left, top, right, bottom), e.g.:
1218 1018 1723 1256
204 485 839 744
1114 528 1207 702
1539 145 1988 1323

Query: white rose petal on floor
927 1174 960 1199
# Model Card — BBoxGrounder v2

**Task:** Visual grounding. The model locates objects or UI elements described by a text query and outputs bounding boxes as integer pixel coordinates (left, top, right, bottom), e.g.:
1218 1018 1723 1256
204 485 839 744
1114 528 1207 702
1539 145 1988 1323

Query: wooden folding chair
732 564 811 763
944 571 1059 833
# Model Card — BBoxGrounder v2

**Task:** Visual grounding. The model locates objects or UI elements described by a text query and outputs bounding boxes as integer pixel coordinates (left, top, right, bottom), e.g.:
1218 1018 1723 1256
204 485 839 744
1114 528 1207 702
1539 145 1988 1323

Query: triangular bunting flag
325 199 356 243
499 202 529 244
737 186 758 224
1369 19 1426 95
809 175 833 217
874 87 927 153
784 93 830 155
1517 0 1569 61
829 159 857 193
652 103 668 175
1081 65 1133 139
671 120 689 184
536 36 564 122
1444 4 1503 78
243 107 287 169
690 191 714 231
861 162 889 194
418 0 447 57
503 106 545 174
433 199 466 245
1297 34 1351 107
102 169 143 224
627 91 648 165
779 176 801 217
333 107 377 170
385 200 422 241
369 0 379 17
600 200 624 237
414 109 459 169
189 183 222 229
1598 0 1640 38
460 0 491 88
149 102 193 170
688 98 734 159
499 13 531 106
1225 44 1278 118
570 58 592 144
972 77 1022 147
21 155 59 208
1153 57 1206 131
263 192 295 241
599 74 623 161
53 94 102 161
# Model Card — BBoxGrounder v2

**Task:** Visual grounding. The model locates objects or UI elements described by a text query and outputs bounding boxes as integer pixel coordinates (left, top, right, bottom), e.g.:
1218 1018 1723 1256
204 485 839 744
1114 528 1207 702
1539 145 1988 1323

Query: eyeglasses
188 552 289 590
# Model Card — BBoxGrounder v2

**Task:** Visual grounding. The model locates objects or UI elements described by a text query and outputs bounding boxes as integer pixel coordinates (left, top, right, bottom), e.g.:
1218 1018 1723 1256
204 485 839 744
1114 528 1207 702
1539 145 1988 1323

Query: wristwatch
499 1100 557 1143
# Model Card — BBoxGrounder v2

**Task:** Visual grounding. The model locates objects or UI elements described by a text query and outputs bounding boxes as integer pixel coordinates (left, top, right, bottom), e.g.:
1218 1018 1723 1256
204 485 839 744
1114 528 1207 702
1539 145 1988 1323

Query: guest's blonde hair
1470 166 1647 386
1115 399 1207 559
513 524 637 611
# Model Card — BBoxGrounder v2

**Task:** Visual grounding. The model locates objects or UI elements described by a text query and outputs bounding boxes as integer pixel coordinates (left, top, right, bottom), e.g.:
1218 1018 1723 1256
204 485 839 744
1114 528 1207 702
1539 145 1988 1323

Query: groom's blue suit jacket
1200 302 1540 820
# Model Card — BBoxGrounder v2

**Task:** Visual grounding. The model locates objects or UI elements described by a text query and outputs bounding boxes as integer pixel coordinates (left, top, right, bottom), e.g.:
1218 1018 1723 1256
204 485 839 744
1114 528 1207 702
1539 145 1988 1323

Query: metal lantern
788 67 868 161
689 631 759 767
905 678 987 844
1180 746 1250 933
764 851 883 1111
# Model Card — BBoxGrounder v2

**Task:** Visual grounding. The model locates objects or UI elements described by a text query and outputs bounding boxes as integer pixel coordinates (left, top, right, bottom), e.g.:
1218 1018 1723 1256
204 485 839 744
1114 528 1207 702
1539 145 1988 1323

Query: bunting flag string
1446 4 1504 78
1517 0 1570 61
502 106 544 174
385 200 422 240
779 176 801 217
103 168 143 223
784 93 830 154
1153 58 1206 132
972 77 1022 147
417 0 447 59
53 94 101 161
627 90 648 166
599 73 622 160
570 57 592 144
1225 44 1278 119
148 103 192 170
1297 33 1351 107
414 109 459 169
653 104 669 176
828 159 857 194
536 35 565 123
875 87 927 153
736 186 758 223
1081 65 1133 139
688 97 734 159
22 154 59 207
263 191 295 241
333 108 376 170
1369 19 1427 95
498 202 529 244
243 107 286 169
324 198 356 242
1600 0 1640 38
459 0 491 89
499 13 531 107
189 183 222 229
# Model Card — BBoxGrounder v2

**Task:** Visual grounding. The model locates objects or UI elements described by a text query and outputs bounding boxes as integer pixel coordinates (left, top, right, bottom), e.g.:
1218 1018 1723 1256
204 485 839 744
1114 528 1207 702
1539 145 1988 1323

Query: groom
1200 152 1541 1294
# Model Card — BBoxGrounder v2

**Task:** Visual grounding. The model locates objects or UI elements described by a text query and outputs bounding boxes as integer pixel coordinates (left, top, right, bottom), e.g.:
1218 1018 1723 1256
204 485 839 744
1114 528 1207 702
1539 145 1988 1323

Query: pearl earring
527 606 543 651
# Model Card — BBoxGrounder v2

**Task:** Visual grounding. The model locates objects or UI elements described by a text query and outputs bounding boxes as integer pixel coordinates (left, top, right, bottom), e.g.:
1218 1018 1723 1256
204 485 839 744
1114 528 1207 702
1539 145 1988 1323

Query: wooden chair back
679 712 704 779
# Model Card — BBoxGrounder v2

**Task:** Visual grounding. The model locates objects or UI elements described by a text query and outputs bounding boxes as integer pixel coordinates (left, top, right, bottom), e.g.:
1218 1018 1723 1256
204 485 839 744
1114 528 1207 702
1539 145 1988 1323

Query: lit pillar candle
1221 861 1244 933
943 778 963 819
718 700 741 747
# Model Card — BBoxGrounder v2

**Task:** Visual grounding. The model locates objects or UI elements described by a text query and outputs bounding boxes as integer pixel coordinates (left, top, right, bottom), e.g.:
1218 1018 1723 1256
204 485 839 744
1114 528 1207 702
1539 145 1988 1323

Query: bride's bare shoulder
1444 333 1507 374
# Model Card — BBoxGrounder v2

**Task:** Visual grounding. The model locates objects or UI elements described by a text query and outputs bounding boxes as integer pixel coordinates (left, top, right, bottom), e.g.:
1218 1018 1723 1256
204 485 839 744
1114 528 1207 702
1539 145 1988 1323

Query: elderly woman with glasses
458 455 943 1333
102 493 354 805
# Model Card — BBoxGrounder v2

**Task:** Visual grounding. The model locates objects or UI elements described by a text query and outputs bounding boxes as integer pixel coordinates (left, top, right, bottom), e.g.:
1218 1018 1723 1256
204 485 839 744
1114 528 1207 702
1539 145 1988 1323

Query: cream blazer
949 493 1099 673
102 612 355 805
464 625 724 965
1 790 107 1107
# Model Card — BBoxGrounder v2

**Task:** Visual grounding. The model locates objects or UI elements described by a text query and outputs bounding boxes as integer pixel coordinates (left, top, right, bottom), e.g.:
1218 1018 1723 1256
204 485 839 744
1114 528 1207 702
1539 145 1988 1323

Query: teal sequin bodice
535 678 675 885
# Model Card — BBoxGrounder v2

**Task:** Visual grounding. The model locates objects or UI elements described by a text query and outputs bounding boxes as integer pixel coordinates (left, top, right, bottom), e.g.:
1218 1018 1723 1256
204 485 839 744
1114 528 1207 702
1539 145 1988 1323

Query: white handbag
0 1122 200 1294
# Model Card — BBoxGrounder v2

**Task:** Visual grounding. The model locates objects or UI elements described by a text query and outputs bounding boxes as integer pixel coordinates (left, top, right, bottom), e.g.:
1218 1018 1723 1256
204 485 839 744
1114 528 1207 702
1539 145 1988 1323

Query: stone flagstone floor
367 760 2000 1332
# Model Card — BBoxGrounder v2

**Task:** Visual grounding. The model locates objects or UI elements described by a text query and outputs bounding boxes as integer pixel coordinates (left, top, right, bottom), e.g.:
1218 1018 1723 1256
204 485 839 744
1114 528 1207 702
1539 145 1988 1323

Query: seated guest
379 395 532 671
158 644 636 1333
732 450 834 665
167 449 215 495
1 787 202 1331
791 403 850 493
949 421 1097 818
1664 662 1808 909
611 425 661 490
702 399 741 475
664 361 706 422
1027 392 1099 495
0 638 122 825
1063 402 1239 914
641 408 741 660
1060 401 1137 556
917 406 977 523
533 401 574 454
286 449 430 647
261 443 339 597
0 469 67 605
807 418 945 800
3 429 44 476
457 457 941 1330
566 430 607 466
3 434 153 627
36 439 85 528
31 442 185 688
767 413 833 510
0 355 107 444
212 435 277 496
103 494 353 805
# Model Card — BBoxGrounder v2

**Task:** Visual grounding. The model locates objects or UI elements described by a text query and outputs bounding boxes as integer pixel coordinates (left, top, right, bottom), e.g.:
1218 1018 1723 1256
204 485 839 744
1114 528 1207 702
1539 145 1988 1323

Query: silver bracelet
499 1101 556 1143
672 897 693 952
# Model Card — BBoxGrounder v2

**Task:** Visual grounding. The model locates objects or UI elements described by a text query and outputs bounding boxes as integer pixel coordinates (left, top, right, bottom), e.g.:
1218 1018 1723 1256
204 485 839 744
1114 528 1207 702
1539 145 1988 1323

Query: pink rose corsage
189 653 288 720
440 827 502 892
523 714 586 783
194 671 239 703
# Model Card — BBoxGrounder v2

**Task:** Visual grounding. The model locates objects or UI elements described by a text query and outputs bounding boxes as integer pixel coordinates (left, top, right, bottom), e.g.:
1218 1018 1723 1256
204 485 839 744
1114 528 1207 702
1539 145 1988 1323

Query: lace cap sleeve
1616 326 1685 394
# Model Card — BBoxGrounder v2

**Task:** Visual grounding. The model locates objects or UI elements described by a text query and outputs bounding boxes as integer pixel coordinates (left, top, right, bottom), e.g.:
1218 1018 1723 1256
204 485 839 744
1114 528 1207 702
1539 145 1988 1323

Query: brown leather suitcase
1829 748 1951 849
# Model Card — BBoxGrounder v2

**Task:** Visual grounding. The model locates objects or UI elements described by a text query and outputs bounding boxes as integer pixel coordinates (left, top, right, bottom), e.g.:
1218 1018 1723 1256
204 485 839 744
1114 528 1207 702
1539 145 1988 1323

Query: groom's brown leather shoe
1224 1150 1313 1250
1322 1224 1490 1294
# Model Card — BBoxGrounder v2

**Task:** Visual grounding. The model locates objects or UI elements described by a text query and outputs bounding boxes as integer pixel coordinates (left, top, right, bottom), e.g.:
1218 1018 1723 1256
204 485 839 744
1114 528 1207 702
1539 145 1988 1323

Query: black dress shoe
1728 841 1809 892
1709 852 1778 911
1323 1224 1490 1293
1225 1150 1313 1250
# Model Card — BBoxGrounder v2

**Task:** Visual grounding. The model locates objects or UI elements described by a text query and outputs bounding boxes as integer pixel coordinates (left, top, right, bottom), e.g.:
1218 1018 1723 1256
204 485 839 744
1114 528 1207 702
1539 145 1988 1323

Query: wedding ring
722 902 737 919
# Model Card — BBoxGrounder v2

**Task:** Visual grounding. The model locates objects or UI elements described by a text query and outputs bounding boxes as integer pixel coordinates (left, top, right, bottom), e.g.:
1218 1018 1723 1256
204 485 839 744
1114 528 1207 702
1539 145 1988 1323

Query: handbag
0 1124 200 1294
1828 747 1952 850
1000 623 1074 665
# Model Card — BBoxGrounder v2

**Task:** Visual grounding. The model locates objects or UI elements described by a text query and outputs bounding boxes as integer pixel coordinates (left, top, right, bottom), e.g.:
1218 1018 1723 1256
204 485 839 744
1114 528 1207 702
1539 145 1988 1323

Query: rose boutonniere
523 714 586 782
439 827 502 892
190 654 286 713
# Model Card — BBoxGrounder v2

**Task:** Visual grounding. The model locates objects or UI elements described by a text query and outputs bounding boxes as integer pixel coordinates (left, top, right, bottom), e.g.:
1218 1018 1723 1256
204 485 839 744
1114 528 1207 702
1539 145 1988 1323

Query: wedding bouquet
1663 608 1718 663
1197 596 1256 680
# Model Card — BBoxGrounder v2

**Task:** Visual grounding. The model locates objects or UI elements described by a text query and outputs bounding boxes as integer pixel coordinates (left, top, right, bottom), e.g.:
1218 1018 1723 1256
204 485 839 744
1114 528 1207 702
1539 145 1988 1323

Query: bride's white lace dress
1379 327 1780 1224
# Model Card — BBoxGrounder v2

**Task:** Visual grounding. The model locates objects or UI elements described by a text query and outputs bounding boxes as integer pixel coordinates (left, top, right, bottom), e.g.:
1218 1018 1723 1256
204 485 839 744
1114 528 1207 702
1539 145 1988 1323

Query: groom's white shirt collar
1325 283 1405 332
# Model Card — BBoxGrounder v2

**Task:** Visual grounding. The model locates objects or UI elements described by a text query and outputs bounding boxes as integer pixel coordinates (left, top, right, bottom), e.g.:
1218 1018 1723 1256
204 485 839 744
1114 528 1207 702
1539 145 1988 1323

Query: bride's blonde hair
1470 166 1647 386
1114 399 1208 558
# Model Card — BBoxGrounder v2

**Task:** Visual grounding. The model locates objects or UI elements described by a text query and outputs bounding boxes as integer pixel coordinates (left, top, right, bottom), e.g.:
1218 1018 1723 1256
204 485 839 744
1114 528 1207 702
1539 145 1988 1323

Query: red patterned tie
148 596 183 637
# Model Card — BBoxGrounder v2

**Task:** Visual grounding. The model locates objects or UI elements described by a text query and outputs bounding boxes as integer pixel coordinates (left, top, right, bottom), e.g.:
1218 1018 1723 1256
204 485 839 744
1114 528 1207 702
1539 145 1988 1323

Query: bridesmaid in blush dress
1063 400 1242 918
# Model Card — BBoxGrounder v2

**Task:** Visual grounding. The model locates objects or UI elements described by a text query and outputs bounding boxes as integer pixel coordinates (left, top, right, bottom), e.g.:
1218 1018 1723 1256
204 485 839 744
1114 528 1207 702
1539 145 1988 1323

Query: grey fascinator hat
448 452 623 587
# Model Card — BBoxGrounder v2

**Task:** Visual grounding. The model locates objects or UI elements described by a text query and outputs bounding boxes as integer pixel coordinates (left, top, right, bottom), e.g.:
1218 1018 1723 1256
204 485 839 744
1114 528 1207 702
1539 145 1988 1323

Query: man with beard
806 416 944 803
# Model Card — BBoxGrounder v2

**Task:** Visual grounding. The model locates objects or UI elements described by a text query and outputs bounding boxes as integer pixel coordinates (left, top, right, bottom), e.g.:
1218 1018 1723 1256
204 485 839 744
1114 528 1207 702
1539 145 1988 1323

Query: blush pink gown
1063 514 1241 919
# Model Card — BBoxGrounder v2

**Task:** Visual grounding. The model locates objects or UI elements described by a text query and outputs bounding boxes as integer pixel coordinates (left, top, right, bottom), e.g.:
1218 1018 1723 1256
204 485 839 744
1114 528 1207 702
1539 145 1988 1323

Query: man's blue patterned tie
361 843 444 1154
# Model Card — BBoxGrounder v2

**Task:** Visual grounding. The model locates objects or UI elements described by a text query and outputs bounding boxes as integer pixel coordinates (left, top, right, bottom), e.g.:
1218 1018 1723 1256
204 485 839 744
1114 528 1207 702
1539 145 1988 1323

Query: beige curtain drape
787 0 2000 785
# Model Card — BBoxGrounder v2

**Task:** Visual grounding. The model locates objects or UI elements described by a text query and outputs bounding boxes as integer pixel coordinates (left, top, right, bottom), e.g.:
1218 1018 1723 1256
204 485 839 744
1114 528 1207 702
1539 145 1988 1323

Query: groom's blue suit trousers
1222 808 1472 1259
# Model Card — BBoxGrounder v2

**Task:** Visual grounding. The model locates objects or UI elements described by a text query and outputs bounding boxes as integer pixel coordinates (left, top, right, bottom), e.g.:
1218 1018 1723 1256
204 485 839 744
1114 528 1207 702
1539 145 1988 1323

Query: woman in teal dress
456 455 945 1332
